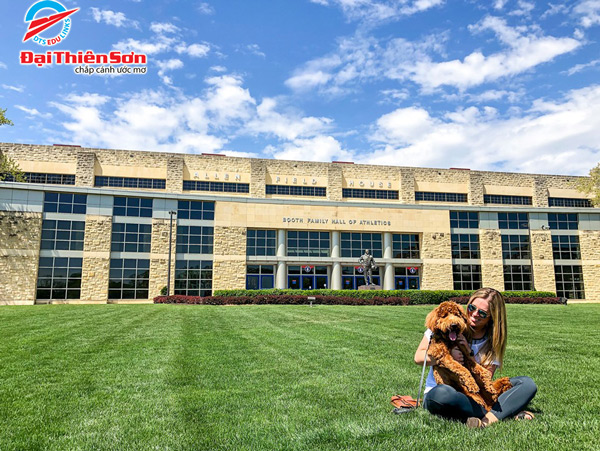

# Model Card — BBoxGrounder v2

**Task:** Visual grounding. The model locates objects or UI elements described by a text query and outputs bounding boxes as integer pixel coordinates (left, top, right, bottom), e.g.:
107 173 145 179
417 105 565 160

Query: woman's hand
451 346 464 364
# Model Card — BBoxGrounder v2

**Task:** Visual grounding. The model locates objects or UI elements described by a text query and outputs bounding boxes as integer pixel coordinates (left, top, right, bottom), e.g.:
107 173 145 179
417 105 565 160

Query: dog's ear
425 308 437 331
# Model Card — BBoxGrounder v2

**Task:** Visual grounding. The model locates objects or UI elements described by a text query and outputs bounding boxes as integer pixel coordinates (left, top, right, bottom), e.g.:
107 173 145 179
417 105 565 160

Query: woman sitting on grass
414 287 537 428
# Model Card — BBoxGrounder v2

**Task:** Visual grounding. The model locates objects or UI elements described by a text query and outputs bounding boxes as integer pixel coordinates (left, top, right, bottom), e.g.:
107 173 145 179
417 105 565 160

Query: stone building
0 142 597 304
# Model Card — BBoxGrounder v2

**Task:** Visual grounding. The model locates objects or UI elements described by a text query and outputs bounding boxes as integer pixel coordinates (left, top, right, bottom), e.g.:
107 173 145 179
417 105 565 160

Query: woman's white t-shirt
423 329 501 393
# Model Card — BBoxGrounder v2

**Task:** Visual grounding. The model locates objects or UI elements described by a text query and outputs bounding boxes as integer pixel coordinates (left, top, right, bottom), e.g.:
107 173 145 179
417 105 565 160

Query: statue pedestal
358 285 382 290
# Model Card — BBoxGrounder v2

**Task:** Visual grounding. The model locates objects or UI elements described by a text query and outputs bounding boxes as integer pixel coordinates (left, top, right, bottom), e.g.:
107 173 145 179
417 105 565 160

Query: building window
174 260 213 296
501 235 531 260
43 192 87 214
183 180 250 193
287 231 330 257
451 234 480 259
108 258 150 299
484 194 532 205
498 212 529 230
503 265 532 291
551 235 581 260
287 265 328 290
554 265 585 299
113 197 153 217
40 220 85 251
549 197 593 208
415 192 468 203
1 172 76 185
452 264 482 290
176 226 214 254
341 232 383 258
548 213 578 230
342 188 398 200
267 185 327 197
246 265 275 290
394 267 420 290
95 176 166 190
342 266 380 289
111 223 152 253
36 257 82 300
177 201 215 220
450 211 479 229
247 229 276 256
392 234 420 259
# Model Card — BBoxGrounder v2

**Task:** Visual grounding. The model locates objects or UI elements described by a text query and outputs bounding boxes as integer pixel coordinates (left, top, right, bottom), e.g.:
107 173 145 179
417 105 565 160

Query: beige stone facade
0 142 598 303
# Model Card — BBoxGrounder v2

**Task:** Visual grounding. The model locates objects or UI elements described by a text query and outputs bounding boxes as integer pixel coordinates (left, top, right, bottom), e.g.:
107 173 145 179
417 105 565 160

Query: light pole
166 210 177 296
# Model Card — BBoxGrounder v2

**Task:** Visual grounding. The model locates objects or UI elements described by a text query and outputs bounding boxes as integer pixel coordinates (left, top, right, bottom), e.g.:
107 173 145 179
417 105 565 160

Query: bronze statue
359 249 376 285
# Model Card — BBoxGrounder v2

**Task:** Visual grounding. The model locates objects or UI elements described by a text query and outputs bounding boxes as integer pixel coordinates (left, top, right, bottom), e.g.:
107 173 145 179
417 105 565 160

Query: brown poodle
425 301 512 411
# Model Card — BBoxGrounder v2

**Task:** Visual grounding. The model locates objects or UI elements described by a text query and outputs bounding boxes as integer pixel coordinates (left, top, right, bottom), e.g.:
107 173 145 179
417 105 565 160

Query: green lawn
0 304 598 451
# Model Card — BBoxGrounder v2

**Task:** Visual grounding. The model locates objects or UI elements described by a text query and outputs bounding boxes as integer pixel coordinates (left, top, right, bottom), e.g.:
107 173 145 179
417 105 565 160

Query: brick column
530 230 556 293
533 176 549 208
579 231 600 301
479 229 504 290
0 211 42 305
166 156 184 194
250 160 266 198
400 168 415 204
80 215 112 302
421 232 453 290
76 151 96 187
213 225 247 291
468 172 484 206
327 164 343 201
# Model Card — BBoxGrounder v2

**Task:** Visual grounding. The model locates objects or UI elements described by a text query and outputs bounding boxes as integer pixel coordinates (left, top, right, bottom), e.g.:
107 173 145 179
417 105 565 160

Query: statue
358 249 377 286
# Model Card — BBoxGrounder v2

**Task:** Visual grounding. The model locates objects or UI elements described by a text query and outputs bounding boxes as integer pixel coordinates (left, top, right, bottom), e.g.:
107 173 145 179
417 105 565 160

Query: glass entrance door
394 267 420 290
288 265 328 289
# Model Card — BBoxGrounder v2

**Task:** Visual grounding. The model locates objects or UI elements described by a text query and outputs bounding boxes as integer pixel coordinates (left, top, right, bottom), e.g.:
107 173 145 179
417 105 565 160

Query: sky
1 0 599 176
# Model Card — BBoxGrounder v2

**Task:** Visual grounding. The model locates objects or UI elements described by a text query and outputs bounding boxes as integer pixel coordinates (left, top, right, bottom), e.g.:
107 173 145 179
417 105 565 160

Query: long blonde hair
467 288 507 369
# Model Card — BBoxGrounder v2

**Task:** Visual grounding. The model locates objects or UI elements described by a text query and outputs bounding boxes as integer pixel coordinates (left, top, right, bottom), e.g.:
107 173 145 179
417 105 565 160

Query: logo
23 0 78 46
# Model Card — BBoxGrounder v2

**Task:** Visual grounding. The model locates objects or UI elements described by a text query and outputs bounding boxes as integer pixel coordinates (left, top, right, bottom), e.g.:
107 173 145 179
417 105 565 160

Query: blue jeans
423 376 537 422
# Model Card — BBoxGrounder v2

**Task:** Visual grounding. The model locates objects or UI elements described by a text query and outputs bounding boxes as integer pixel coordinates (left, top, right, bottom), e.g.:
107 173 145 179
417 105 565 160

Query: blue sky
1 0 599 175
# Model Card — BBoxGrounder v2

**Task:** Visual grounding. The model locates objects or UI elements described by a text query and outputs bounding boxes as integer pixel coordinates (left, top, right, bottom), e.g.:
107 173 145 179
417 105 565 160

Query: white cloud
198 2 215 15
508 0 535 16
310 0 444 24
567 58 600 75
494 0 508 9
175 43 211 58
0 62 7 70
367 85 600 175
113 36 177 55
574 0 600 27
267 135 353 162
90 8 140 29
156 59 184 85
2 84 24 92
150 22 180 34
15 105 52 119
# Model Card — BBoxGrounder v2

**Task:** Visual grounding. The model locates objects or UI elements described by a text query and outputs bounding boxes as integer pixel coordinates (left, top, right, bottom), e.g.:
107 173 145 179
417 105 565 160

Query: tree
578 163 600 207
0 108 26 182
0 108 14 126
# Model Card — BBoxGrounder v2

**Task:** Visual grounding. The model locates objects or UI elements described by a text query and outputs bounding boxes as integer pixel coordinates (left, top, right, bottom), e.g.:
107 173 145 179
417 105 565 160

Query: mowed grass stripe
0 304 598 450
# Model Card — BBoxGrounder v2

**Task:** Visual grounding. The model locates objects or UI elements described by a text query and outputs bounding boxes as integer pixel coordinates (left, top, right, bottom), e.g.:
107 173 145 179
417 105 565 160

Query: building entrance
394 267 420 290
342 266 381 289
288 265 328 290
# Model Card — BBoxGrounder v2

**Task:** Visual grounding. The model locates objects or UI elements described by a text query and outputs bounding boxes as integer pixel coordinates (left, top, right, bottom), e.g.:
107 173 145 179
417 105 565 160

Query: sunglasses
467 303 489 319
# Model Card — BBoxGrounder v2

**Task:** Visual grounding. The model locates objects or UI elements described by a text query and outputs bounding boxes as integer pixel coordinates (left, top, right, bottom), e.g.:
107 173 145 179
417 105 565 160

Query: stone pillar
579 231 600 301
75 152 96 187
468 172 484 206
421 232 453 290
166 155 184 194
250 160 266 198
479 229 504 290
400 168 415 204
327 164 343 201
213 226 247 291
530 230 556 293
384 263 394 290
80 215 112 302
276 230 286 289
331 231 341 290
532 176 549 208
149 218 176 299
0 211 42 305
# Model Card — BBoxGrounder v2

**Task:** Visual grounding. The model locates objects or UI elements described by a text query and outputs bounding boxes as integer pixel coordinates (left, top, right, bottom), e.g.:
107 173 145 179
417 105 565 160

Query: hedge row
212 289 557 305
154 293 565 305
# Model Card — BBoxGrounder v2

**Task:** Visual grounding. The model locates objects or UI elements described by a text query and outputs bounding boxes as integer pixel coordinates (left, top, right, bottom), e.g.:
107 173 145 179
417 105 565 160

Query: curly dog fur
425 301 512 411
